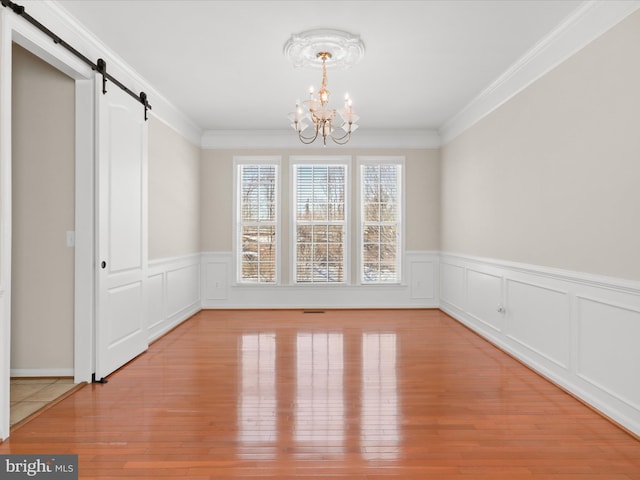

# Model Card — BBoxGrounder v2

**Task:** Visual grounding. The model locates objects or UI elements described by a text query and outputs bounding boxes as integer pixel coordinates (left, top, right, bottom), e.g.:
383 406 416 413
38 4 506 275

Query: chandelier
284 29 365 146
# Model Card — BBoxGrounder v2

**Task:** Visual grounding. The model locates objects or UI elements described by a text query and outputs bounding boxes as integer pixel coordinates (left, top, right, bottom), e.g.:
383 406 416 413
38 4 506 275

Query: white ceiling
51 0 584 134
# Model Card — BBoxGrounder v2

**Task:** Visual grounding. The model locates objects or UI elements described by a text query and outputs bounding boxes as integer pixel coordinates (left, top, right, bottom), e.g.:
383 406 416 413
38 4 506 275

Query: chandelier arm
329 121 356 143
330 129 351 142
331 131 352 145
297 125 320 144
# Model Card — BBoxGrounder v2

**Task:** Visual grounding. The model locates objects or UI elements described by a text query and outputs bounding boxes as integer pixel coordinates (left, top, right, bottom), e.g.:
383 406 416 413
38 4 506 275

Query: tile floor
10 378 77 427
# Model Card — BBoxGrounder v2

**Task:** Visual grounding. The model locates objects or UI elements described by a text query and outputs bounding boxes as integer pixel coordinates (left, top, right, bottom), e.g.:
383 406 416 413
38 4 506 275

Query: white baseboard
10 368 74 378
439 252 640 437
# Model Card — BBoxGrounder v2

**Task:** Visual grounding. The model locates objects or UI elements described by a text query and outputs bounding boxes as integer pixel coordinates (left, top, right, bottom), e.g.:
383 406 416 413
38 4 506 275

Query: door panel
96 82 148 380
108 108 143 272
105 282 144 346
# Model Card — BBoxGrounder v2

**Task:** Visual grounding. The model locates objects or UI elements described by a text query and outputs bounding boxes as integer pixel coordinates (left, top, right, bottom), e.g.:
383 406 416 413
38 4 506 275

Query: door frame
0 9 95 440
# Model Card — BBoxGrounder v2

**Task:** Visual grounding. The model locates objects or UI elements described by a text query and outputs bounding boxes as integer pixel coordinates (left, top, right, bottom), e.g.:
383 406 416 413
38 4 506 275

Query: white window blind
360 162 402 283
293 163 347 283
237 163 278 283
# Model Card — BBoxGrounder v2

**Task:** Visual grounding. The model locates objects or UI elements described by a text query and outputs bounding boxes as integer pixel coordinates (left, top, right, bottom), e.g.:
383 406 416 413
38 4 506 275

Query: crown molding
439 0 640 145
201 129 441 150
29 1 633 151
28 1 203 146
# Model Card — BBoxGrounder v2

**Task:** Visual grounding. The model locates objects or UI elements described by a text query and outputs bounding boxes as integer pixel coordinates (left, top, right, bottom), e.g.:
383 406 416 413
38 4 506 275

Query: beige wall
148 117 201 260
201 148 440 282
11 44 75 370
441 11 640 281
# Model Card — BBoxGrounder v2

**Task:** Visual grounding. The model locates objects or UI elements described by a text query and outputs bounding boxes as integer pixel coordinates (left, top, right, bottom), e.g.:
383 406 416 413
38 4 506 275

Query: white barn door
95 83 148 380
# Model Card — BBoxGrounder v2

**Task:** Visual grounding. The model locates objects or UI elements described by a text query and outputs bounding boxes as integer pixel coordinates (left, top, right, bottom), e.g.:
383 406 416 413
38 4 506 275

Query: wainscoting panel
166 264 201 318
201 251 439 309
439 253 640 437
203 253 230 301
440 262 465 310
147 255 201 342
147 273 165 332
466 269 503 332
576 296 640 413
506 279 570 369
410 261 435 300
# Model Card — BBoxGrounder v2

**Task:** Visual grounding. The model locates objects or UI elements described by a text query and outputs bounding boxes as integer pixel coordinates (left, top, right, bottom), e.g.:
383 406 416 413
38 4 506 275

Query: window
234 155 403 286
235 157 280 283
292 157 349 283
359 157 403 283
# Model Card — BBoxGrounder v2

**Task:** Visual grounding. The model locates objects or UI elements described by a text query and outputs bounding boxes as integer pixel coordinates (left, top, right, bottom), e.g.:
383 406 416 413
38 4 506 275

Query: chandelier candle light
284 29 365 146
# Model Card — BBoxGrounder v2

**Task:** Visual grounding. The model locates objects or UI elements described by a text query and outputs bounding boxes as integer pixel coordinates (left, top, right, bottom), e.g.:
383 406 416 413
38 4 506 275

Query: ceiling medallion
285 29 365 146
284 28 365 69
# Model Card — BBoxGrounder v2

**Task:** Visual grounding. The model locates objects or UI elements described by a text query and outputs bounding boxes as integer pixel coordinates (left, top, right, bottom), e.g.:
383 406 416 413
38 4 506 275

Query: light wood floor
2 309 639 479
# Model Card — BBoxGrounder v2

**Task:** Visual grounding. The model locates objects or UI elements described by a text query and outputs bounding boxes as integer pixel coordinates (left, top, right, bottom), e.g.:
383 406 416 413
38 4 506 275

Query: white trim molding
440 0 640 144
201 251 439 309
10 368 74 378
0 5 98 440
0 8 14 442
439 252 640 437
25 0 202 145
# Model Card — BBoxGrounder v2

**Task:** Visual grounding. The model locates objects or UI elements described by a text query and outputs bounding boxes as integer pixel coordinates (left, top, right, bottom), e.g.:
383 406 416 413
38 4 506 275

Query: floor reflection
238 333 277 459
237 329 399 461
361 332 399 460
295 332 345 457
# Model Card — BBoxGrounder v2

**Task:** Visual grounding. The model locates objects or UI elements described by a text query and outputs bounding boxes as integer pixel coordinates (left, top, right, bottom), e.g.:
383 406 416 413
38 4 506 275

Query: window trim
290 155 351 285
356 156 406 285
233 156 282 285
